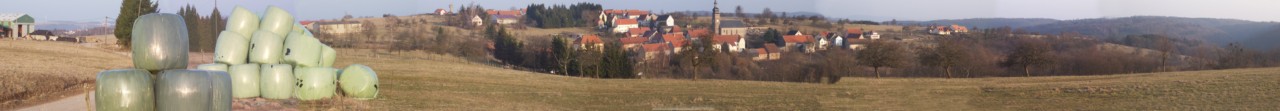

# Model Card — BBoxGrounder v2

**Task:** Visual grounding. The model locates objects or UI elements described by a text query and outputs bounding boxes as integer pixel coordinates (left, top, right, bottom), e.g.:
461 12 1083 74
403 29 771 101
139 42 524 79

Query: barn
0 13 35 39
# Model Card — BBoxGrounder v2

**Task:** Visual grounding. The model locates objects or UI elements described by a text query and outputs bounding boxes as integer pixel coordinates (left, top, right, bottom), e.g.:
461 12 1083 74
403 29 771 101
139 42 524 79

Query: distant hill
906 16 1280 49
898 18 1060 29
36 20 112 30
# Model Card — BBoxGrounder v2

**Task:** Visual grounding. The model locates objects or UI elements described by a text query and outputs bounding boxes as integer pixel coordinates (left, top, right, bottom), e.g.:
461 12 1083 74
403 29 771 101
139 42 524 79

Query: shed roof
0 13 34 23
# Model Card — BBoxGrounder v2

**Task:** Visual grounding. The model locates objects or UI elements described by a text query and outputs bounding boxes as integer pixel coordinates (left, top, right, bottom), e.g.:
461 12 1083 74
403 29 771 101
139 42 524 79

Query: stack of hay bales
201 6 380 101
95 6 379 111
96 13 233 111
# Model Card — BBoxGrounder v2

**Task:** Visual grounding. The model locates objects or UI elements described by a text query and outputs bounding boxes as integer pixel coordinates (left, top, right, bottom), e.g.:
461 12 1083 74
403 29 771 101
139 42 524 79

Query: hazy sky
3 0 1278 23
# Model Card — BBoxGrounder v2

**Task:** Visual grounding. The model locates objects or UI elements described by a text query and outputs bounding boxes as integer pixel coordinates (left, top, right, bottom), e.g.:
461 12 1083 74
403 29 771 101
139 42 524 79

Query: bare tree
1001 39 1054 77
918 39 970 78
856 41 908 78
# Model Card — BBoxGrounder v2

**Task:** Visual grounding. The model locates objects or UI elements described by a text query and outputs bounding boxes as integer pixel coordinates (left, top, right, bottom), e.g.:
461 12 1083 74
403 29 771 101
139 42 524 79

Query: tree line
524 3 602 28
176 4 226 52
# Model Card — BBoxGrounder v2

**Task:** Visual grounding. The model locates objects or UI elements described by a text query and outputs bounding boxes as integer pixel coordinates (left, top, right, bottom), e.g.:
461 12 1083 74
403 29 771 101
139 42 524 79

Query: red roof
642 43 671 52
662 33 685 42
951 24 968 31
763 44 780 53
712 35 741 44
620 37 648 45
783 35 811 43
628 27 650 36
616 19 638 25
670 40 688 48
847 29 864 35
575 35 603 45
686 29 711 38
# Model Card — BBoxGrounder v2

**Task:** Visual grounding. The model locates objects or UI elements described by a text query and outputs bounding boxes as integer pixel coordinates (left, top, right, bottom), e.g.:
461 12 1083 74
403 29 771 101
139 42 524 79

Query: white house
612 19 639 33
470 15 484 26
712 35 746 52
1 13 35 38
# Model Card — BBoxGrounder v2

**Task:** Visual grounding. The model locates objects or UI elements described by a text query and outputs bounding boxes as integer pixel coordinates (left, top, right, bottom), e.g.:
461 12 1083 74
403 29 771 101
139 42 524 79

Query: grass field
3 39 1278 110
316 49 1280 110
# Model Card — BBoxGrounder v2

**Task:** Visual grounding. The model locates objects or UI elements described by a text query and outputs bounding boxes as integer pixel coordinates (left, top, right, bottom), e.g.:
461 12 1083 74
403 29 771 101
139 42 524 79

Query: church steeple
712 0 722 35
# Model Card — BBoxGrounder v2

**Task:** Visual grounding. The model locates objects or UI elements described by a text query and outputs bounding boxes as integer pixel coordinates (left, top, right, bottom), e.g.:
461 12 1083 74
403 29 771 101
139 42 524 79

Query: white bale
249 31 285 64
196 63 228 72
282 34 322 67
294 67 337 100
320 45 336 67
339 64 378 100
228 63 261 98
225 6 259 39
259 6 294 37
213 31 251 64
260 64 295 99
131 13 189 71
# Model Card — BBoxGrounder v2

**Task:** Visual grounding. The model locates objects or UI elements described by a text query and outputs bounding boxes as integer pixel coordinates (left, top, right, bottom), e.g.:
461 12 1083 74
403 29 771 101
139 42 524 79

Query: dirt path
17 92 91 111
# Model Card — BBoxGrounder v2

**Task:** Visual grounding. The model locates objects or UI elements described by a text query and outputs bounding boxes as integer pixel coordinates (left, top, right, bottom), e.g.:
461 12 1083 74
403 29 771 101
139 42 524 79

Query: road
17 92 92 111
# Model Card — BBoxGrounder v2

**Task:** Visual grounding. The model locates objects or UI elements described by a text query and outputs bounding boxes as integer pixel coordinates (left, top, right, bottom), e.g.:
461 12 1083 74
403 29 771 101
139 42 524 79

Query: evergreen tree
115 0 158 48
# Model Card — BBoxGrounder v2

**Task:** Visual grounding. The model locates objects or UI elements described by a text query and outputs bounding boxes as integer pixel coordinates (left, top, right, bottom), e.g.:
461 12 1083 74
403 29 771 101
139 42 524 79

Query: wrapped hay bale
229 63 261 98
248 31 285 64
294 67 337 100
320 45 336 67
156 70 232 111
131 13 188 71
260 64 295 99
259 6 293 37
95 69 154 111
282 34 322 67
213 31 250 64
196 63 228 72
225 6 259 38
340 64 379 100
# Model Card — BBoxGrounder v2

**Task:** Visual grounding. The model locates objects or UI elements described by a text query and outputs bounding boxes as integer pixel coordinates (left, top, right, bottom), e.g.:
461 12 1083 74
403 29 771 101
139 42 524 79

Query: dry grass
309 47 1280 110
0 39 131 109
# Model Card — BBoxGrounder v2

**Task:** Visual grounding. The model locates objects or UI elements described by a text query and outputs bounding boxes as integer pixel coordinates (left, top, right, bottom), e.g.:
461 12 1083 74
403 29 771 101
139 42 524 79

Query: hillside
907 16 1280 49
309 49 1280 110
899 18 1060 29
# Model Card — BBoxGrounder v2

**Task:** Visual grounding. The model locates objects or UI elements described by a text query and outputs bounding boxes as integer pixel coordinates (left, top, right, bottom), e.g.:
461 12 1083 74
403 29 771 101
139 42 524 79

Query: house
750 44 782 61
627 27 650 37
612 19 639 33
434 9 450 15
1 13 35 38
493 15 520 25
314 20 363 34
711 35 746 52
653 15 676 28
782 35 812 52
865 31 881 39
599 9 651 26
574 35 605 51
845 39 873 50
786 30 804 35
685 28 711 38
620 37 649 49
471 15 484 26
845 28 864 39
639 43 674 61
929 24 969 35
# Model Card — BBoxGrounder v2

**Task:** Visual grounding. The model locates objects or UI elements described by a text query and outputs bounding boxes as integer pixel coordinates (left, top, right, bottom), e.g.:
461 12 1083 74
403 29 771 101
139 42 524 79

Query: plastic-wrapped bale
225 6 259 38
229 63 260 98
282 34 322 67
340 64 379 100
291 22 307 36
259 6 293 37
294 67 337 100
196 63 228 72
213 31 250 64
249 31 285 64
320 45 336 67
207 70 234 111
156 70 232 111
260 64 295 99
131 13 188 71
95 69 154 111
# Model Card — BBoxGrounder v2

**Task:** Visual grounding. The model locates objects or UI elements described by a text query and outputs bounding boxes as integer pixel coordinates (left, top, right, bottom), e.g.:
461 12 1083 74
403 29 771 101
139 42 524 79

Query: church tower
712 0 722 35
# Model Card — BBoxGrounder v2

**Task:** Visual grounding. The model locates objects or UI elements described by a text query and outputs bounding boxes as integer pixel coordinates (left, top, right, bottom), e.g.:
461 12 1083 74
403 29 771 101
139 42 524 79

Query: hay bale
260 64 295 99
249 31 285 64
156 70 232 111
94 69 154 111
294 67 337 100
259 6 294 37
196 63 229 72
229 63 261 98
131 13 189 71
339 64 378 100
283 34 322 67
214 31 251 64
225 6 259 39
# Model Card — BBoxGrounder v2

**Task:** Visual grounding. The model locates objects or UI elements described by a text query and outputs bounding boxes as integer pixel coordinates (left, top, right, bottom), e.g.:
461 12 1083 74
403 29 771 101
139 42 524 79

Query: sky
2 0 1278 24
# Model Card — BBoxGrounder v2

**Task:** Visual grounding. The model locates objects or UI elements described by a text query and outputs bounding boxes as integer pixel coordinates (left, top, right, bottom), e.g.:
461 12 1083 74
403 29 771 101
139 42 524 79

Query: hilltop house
314 20 363 35
750 44 782 61
493 15 520 25
471 15 484 26
639 43 674 61
711 35 746 52
574 35 605 51
434 9 450 15
782 35 812 52
1 13 35 38
612 19 639 33
929 24 969 35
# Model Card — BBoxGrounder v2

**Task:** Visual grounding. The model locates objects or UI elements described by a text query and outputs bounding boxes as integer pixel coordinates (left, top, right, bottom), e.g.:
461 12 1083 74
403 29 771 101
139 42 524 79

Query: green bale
320 45 336 67
131 13 188 71
196 63 228 72
213 31 251 64
260 64 295 99
95 69 154 111
259 6 294 37
340 64 378 100
249 31 285 64
294 67 336 100
225 6 259 39
156 70 232 111
283 34 322 67
229 63 261 98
